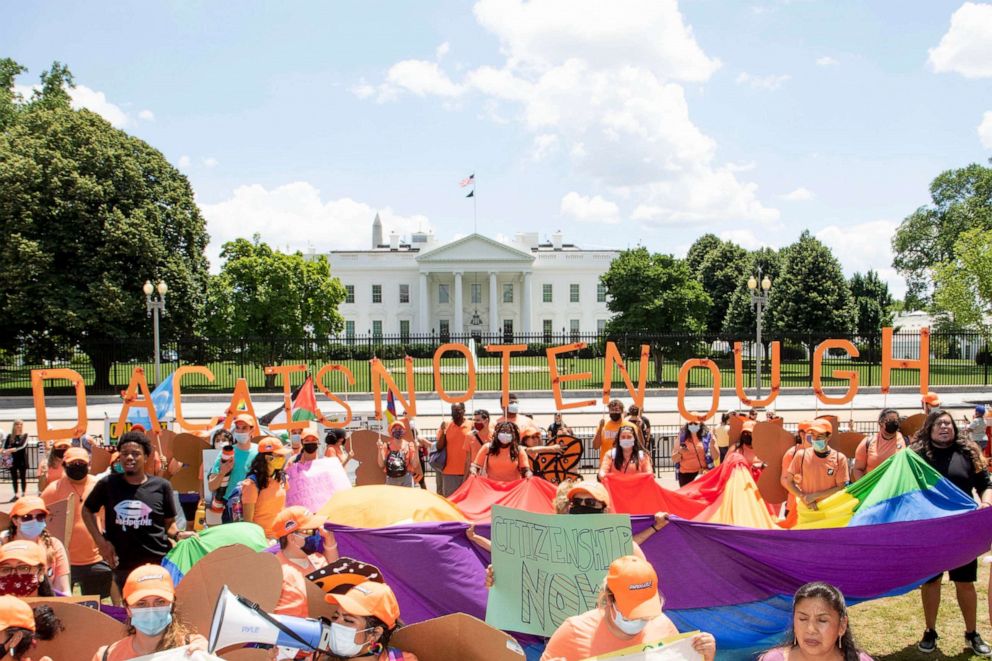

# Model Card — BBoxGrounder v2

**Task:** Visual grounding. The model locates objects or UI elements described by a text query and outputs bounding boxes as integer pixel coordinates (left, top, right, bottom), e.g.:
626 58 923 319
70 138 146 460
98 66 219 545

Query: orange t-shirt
541 608 679 661
672 437 709 474
787 448 849 494
41 475 103 566
92 634 208 661
597 419 623 462
275 551 328 618
473 444 530 482
854 433 906 474
781 442 810 475
241 476 287 539
437 421 473 475
600 449 652 475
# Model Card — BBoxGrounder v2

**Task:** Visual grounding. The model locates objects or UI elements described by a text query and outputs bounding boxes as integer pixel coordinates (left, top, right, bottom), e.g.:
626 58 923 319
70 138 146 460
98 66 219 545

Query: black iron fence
3 330 990 395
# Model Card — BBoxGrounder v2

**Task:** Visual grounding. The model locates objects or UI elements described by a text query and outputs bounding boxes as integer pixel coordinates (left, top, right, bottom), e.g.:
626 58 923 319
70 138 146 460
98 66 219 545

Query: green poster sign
485 505 634 637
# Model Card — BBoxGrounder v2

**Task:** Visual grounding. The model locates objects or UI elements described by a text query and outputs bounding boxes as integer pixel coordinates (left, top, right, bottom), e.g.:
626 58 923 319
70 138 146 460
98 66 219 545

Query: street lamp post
747 269 772 401
143 280 168 384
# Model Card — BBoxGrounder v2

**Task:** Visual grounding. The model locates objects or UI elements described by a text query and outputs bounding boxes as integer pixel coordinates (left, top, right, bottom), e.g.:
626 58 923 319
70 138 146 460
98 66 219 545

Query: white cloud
816 220 906 298
530 133 559 161
435 42 451 59
378 59 464 101
177 155 191 168
560 191 620 223
781 186 814 201
138 109 155 121
202 157 219 168
735 72 791 90
200 182 434 271
816 56 838 67
69 85 129 127
719 229 773 251
929 2 992 78
979 111 992 149
725 160 757 172
351 80 376 99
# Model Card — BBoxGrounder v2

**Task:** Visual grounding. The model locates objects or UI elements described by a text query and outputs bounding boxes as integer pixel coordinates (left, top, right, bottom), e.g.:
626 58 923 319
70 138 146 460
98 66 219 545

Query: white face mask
688 423 700 433
619 438 635 449
497 432 513 445
329 622 372 657
612 604 648 635
233 431 250 444
507 403 519 414
290 434 301 443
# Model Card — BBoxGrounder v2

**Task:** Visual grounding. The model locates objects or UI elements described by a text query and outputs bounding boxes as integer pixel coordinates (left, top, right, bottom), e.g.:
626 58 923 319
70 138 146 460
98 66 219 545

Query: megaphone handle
235 594 317 651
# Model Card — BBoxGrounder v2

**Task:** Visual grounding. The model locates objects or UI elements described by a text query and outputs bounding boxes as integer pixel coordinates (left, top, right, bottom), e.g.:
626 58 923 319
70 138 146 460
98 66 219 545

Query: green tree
697 239 749 333
0 61 209 387
764 231 856 337
932 227 992 337
685 233 723 273
0 58 26 131
205 236 346 385
892 161 992 309
849 270 894 337
722 247 783 334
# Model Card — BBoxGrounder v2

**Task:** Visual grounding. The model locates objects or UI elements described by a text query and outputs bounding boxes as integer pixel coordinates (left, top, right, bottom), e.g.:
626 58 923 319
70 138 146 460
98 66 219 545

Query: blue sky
5 1 992 298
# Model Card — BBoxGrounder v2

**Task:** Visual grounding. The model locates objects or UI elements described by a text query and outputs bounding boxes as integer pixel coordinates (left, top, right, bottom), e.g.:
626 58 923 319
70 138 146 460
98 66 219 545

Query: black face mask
569 505 605 515
303 443 319 455
609 413 622 422
53 449 67 459
452 413 465 424
883 420 900 434
65 463 89 481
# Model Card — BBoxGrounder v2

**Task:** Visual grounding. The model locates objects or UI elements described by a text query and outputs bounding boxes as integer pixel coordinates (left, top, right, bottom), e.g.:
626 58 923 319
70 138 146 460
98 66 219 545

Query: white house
317 215 618 339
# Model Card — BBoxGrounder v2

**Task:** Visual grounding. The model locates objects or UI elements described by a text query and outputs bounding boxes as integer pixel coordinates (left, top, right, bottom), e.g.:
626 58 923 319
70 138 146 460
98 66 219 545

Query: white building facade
320 216 618 339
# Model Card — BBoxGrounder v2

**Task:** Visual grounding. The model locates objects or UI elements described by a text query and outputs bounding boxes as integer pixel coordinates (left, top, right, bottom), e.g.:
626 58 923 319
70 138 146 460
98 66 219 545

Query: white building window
503 319 513 341
439 284 449 304
570 284 580 303
345 285 355 304
345 320 355 339
542 284 553 303
399 284 410 304
399 320 410 340
503 283 513 303
439 319 450 340
543 319 553 341
597 283 606 303
471 283 482 304
372 284 382 304
570 319 580 339
597 319 607 333
372 320 383 338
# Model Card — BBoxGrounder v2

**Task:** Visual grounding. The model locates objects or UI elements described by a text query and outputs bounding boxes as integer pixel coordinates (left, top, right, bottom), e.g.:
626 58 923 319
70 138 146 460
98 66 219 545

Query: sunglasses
0 564 36 576
570 497 605 510
16 513 46 523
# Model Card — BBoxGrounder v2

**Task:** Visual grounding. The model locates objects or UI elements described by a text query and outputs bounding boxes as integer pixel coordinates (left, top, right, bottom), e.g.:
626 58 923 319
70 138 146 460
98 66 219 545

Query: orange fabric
672 437 709 474
597 419 623 462
541 608 678 661
241 476 287 538
437 421 473 475
786 448 849 494
473 444 530 482
275 551 328 618
854 433 906 474
601 473 708 518
41 476 102 565
696 464 781 529
93 634 207 661
319 485 467 528
600 449 652 476
47 536 69 579
448 475 557 523
466 427 490 468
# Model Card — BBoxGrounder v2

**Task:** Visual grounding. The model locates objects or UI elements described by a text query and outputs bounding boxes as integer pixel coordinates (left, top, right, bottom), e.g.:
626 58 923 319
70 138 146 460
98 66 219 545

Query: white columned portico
454 271 464 334
522 271 532 335
418 272 429 333
489 271 499 333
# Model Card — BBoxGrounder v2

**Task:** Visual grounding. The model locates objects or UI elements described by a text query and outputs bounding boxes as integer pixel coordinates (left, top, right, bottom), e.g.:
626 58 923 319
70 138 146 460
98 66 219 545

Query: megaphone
208 585 331 654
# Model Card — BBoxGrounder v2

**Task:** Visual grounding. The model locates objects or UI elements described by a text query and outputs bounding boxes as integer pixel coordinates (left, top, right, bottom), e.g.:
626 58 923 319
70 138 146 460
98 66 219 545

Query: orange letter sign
485 344 527 409
812 340 860 405
733 341 781 408
546 343 596 411
315 364 355 429
677 359 721 422
117 367 161 434
370 356 417 420
264 364 308 432
31 369 88 443
172 366 216 432
881 326 930 394
222 378 258 430
602 342 649 411
433 343 477 404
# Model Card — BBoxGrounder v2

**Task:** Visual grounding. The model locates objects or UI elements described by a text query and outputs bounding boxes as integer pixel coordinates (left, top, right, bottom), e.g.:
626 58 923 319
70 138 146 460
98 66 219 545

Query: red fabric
448 475 557 523
601 473 709 519
677 453 760 502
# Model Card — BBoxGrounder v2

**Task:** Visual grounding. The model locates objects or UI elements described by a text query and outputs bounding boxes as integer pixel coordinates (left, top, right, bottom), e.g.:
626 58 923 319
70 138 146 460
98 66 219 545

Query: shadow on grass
876 641 986 660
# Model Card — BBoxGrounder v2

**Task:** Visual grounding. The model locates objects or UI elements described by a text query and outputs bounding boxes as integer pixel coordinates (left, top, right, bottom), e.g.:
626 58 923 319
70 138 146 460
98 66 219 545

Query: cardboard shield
170 433 211 494
531 435 583 484
752 421 797 504
901 413 926 441
306 557 384 596
46 495 75 549
728 415 745 445
89 445 113 475
830 431 865 460
351 429 387 486
29 601 128 661
305 578 338 620
392 613 526 661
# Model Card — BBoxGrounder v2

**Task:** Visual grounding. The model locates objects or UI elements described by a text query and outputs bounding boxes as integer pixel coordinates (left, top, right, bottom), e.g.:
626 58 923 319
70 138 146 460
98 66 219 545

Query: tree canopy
722 247 782 334
932 227 992 337
849 270 894 337
696 239 749 333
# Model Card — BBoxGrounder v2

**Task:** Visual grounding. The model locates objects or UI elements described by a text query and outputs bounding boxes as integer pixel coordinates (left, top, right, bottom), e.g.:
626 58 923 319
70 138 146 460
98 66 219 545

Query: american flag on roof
459 173 474 187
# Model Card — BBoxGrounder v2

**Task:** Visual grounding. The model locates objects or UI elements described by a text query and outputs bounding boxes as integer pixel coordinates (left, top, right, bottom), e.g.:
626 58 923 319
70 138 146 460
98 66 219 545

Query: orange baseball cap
234 413 255 426
922 392 941 406
810 419 833 436
388 420 405 431
10 496 48 518
271 506 327 538
325 581 400 629
607 555 662 619
122 564 176 605
130 423 146 433
566 481 611 508
797 420 812 433
741 420 756 433
257 437 292 456
0 540 46 568
53 439 72 449
64 447 90 464
0 596 36 631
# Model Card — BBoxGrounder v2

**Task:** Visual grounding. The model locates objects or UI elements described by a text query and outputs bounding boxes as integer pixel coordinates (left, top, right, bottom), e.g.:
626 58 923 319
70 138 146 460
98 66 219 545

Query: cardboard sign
830 431 866 460
130 647 224 661
752 422 797 505
46 496 74 549
202 449 220 498
392 613 526 661
90 445 113 475
305 578 338 620
901 413 926 440
351 429 387 486
306 557 384 595
285 457 352 512
30 601 128 661
174 543 282 637
170 433 210 494
486 505 633 637
581 632 703 660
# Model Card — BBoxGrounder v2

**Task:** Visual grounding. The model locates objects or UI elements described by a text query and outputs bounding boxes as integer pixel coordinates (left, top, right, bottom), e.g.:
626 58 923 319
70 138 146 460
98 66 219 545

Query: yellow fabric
699 466 781 530
792 491 857 529
318 485 468 528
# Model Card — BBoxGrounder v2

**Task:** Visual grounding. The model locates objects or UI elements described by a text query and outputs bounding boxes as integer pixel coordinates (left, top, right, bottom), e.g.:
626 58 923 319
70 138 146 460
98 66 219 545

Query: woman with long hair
672 415 718 487
911 411 992 655
0 541 55 599
38 441 70 493
470 421 532 482
0 597 62 661
239 437 291 539
759 582 871 660
598 423 652 480
2 421 29 502
92 565 205 660
2 498 69 595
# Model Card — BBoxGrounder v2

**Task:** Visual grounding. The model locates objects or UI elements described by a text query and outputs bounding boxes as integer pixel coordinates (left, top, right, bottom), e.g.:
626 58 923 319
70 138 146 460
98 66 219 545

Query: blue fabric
849 478 977 526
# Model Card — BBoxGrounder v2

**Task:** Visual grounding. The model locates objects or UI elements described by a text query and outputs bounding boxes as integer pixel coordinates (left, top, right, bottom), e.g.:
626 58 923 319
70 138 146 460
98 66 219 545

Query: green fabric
846 449 942 512
163 522 269 579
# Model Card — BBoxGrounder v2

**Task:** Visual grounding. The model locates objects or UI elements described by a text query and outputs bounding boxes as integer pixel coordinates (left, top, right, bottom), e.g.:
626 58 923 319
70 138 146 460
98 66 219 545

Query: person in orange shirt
520 428 565 462
599 424 652 480
92 564 207 660
0 595 60 661
0 541 53 598
593 400 625 463
853 408 907 481
272 507 338 619
496 393 535 429
542 555 716 661
779 421 813 527
782 419 849 511
731 420 766 470
40 449 110 599
324 581 416 660
435 403 473 497
470 421 532 482
377 422 422 488
37 440 70 493
672 417 719 486
1 498 69 595
239 438 291 539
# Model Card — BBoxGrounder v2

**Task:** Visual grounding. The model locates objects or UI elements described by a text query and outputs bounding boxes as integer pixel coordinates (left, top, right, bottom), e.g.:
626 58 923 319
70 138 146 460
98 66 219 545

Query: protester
272 507 337 618
1 497 69 595
436 403 472 496
593 400 625 463
82 431 189 590
965 405 989 454
541 555 716 660
672 417 718 487
760 582 872 661
626 405 652 449
852 409 907 481
324 581 415 660
0 596 62 661
324 427 352 464
377 421 422 488
911 411 992 655
782 420 849 511
520 428 564 462
714 412 732 462
92 564 207 660
470 421 532 482
547 413 572 440
2 421 29 502
922 392 942 415
732 421 766 470
206 414 258 497
39 440 70 491
497 393 535 429
238 438 291 539
70 427 98 454
40 448 112 599
0 541 53 598
465 409 492 479
598 424 652 480
294 429 322 465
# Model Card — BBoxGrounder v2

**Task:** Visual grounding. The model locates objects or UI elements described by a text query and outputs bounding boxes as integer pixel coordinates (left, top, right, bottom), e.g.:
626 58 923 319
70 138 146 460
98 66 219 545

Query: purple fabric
644 508 992 610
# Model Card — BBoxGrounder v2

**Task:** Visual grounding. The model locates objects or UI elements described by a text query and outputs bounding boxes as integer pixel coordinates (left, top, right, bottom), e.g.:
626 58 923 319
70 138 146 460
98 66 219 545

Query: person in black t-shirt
911 411 992 656
81 431 192 590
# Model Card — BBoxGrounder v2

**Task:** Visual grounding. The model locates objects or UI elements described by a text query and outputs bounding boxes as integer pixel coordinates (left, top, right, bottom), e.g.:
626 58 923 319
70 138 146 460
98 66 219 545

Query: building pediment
416 233 535 265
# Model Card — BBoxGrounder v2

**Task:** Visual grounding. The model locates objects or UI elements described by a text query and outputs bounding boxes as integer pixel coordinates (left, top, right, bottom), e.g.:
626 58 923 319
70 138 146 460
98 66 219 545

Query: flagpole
473 175 477 233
